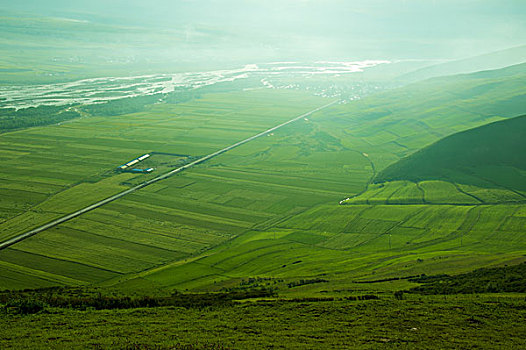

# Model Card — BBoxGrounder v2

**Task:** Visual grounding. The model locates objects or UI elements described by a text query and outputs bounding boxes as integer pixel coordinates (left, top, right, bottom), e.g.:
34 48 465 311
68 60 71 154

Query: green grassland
2 265 525 349
0 64 525 297
312 63 526 173
129 202 525 294
1 7 525 350
1 294 525 349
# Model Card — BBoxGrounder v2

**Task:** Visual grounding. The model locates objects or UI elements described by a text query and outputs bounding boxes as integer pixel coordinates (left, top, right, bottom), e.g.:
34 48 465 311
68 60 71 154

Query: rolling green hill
317 62 526 175
343 114 526 206
375 114 526 192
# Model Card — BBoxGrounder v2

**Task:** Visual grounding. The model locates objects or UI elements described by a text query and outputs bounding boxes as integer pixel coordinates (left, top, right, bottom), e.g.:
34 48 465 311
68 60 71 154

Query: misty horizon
1 0 525 66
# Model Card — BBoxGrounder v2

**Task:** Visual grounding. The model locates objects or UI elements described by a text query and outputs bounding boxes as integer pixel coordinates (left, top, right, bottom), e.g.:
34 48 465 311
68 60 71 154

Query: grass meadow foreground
1 294 525 349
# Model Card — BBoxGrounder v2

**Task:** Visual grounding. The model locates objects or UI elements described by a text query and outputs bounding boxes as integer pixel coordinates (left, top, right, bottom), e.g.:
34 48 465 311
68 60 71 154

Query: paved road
0 100 338 251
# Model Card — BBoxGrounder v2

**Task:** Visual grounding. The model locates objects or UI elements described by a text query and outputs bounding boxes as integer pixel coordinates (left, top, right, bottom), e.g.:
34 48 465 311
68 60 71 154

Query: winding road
0 100 338 251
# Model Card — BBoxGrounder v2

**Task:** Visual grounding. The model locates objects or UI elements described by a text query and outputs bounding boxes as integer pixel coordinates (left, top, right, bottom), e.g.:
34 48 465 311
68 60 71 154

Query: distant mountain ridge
399 45 526 83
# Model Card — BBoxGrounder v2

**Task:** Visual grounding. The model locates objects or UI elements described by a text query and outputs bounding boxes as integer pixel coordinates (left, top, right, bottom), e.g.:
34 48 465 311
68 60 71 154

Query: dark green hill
375 114 526 192
408 262 526 295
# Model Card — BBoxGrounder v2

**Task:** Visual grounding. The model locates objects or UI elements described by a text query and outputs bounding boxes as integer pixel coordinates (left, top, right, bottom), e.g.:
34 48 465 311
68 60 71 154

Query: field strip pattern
0 100 337 251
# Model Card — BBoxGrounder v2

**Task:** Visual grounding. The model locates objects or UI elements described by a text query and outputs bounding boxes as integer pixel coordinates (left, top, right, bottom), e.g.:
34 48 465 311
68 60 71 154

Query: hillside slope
316 62 526 177
375 114 526 192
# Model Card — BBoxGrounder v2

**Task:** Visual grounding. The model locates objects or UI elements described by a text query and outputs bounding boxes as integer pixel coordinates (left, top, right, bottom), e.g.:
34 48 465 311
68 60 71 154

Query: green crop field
0 89 345 289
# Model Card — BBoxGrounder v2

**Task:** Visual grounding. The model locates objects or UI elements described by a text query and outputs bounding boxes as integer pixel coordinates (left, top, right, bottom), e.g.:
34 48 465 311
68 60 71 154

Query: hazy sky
2 0 526 61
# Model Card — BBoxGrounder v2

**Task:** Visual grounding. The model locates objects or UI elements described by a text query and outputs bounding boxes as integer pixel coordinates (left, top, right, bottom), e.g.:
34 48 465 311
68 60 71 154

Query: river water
0 60 390 110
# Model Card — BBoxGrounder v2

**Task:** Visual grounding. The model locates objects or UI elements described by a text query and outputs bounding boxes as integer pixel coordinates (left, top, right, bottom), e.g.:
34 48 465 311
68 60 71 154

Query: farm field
342 180 526 205
0 88 355 289
0 64 525 294
0 88 327 232
129 202 526 293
